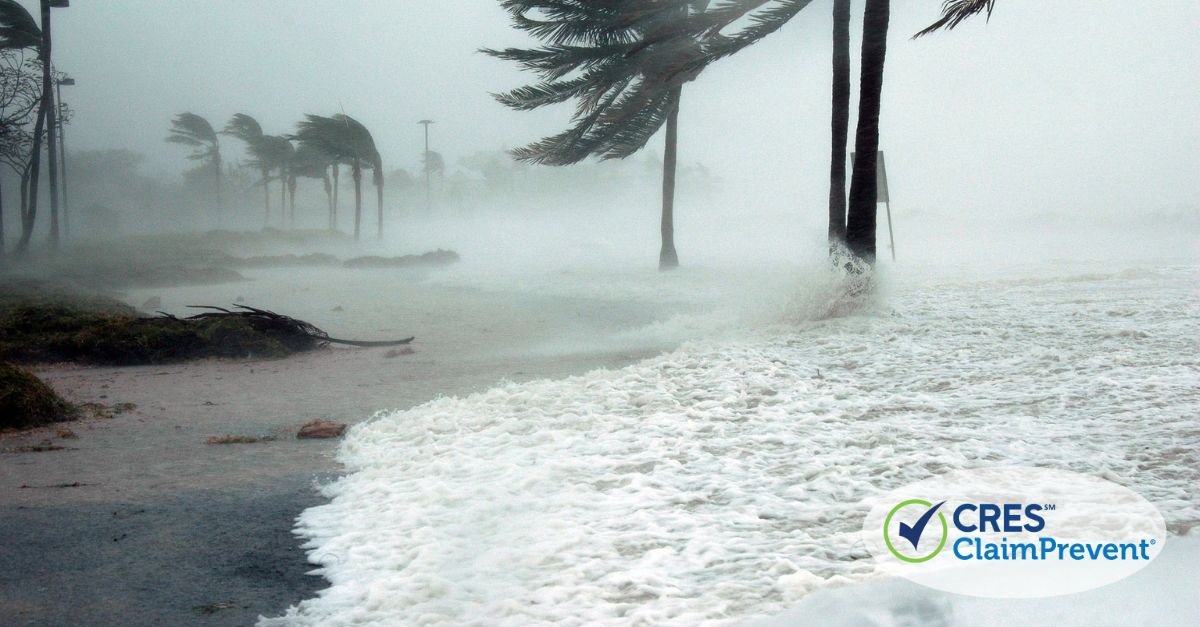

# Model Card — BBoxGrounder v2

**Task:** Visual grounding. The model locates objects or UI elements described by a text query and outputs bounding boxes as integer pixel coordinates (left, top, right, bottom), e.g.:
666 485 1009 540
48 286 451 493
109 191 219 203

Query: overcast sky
29 0 1200 218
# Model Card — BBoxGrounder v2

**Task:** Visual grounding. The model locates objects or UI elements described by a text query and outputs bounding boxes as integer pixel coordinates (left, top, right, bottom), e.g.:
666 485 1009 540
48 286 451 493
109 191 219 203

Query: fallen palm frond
175 305 414 348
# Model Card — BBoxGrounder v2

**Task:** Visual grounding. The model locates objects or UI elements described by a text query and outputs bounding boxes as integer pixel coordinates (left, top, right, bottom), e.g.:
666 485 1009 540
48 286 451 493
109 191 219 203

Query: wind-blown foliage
0 0 40 51
293 114 382 239
223 113 274 222
485 0 714 165
166 113 222 216
913 0 995 38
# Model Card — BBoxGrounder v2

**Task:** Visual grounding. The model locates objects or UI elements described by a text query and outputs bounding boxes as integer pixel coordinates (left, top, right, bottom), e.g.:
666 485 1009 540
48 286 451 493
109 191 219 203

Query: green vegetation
0 360 75 429
0 280 324 365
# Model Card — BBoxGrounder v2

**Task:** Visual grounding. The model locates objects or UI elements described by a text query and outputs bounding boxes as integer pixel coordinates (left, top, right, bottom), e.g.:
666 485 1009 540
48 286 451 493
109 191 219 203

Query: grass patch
0 361 77 430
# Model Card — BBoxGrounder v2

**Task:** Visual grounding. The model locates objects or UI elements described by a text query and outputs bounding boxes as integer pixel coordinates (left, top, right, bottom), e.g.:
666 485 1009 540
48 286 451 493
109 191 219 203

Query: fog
2 2 1197 626
17 0 1199 237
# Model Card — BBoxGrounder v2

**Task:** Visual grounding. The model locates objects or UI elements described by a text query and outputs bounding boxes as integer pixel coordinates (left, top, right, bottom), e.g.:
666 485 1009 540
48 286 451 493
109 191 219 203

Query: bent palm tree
486 0 714 270
288 143 334 228
223 113 273 223
293 114 382 241
167 113 221 217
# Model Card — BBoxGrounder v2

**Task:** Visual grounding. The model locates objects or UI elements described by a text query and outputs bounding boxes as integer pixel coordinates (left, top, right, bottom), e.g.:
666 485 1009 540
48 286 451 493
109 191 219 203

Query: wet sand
0 269 676 626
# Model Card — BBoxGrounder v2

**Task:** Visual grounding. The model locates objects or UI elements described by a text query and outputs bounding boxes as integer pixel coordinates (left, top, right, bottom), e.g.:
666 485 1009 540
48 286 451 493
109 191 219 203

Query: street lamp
56 76 75 239
418 119 433 214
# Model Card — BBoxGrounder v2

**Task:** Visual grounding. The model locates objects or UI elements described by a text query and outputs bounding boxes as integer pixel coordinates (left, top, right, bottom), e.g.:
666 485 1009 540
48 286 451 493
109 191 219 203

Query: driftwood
168 305 415 348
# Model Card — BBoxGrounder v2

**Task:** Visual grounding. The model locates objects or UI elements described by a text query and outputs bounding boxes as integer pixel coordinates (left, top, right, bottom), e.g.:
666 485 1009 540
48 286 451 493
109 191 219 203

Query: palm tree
487 0 715 270
843 0 888 264
293 114 382 241
222 113 272 223
166 112 222 218
288 143 334 229
260 135 294 226
829 0 851 245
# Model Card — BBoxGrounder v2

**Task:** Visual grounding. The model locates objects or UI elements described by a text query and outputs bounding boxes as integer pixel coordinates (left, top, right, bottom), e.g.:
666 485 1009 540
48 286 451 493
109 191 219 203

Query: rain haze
0 1 1197 626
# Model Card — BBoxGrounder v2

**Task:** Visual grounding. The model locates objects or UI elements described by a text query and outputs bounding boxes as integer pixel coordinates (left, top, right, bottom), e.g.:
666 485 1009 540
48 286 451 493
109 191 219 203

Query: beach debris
177 305 415 348
206 434 277 445
298 419 347 439
0 361 77 429
56 427 77 439
2 439 72 453
193 601 241 616
383 347 415 358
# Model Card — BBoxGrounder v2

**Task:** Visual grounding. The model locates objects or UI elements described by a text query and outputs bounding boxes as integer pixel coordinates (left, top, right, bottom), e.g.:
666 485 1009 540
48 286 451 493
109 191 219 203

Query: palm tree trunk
829 0 851 245
214 153 222 224
846 0 889 265
659 86 682 271
375 173 383 240
331 164 340 231
352 160 362 242
280 168 288 228
323 173 333 230
288 176 297 228
262 167 271 225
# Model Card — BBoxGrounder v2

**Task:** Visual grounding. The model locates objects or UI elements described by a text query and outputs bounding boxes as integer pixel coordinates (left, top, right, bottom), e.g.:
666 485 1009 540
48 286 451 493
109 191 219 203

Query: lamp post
41 0 69 248
418 119 433 214
56 76 74 239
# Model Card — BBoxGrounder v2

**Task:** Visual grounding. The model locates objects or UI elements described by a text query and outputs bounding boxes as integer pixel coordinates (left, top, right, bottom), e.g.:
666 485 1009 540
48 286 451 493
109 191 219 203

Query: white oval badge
861 466 1166 598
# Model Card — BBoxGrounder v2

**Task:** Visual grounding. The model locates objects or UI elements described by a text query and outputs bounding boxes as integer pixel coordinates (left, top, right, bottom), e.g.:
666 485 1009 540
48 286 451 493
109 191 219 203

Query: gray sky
33 0 1200 218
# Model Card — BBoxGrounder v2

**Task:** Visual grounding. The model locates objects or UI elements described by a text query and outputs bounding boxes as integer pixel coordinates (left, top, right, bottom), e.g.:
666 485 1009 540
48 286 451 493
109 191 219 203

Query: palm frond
166 113 219 161
0 0 40 51
913 0 996 38
222 113 264 143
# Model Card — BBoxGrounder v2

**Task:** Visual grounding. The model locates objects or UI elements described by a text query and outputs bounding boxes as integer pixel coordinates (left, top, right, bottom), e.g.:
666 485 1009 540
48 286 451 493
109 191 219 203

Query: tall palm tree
843 0 888 264
222 113 273 223
486 0 714 270
293 114 382 241
829 0 851 245
166 112 221 218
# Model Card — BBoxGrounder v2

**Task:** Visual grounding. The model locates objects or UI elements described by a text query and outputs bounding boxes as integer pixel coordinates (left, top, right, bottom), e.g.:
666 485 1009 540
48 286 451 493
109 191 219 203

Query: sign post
851 150 896 261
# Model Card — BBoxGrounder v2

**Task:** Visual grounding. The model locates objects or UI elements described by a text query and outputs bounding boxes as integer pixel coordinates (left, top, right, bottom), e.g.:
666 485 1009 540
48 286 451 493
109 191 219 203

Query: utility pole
56 76 74 239
418 119 433 214
41 0 69 249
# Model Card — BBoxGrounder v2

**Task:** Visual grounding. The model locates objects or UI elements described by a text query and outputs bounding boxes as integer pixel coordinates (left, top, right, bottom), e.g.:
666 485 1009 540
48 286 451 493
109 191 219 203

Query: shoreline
0 273 672 626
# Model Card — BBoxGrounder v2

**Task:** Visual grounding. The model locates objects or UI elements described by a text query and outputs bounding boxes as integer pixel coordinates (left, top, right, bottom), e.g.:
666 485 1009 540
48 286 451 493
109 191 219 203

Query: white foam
263 262 1199 626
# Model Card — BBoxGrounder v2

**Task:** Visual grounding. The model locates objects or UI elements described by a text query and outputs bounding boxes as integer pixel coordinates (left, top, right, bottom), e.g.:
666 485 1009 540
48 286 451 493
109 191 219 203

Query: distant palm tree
288 143 334 229
260 135 294 226
222 113 273 223
293 114 382 241
166 113 222 217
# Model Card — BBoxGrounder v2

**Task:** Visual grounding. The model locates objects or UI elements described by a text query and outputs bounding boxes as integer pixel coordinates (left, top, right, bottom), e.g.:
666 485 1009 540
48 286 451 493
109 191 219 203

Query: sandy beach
0 267 677 626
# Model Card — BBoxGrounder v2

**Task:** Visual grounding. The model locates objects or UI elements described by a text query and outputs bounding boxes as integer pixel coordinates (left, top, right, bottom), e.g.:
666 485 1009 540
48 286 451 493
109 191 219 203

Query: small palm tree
260 135 294 226
288 143 334 229
293 114 382 241
166 112 222 217
222 113 273 223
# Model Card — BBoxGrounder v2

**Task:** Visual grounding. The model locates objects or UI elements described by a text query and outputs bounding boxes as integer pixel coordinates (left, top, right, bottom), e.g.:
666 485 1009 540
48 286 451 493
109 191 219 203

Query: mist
1 1 1196 626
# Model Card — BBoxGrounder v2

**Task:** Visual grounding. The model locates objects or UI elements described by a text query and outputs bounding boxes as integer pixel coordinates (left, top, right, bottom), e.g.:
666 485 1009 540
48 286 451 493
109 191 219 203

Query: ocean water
262 216 1199 626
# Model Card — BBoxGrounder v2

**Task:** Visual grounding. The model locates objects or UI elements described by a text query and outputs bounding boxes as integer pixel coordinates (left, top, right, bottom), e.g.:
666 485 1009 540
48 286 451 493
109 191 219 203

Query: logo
883 499 947 563
861 467 1167 598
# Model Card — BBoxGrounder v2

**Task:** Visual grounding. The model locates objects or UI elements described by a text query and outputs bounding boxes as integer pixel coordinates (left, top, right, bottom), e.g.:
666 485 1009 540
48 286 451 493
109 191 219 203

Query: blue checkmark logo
884 499 949 563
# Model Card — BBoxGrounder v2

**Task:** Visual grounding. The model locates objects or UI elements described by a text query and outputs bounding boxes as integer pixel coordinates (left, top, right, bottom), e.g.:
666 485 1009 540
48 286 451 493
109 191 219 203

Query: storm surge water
263 214 1199 626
